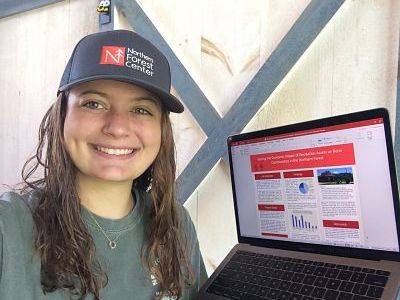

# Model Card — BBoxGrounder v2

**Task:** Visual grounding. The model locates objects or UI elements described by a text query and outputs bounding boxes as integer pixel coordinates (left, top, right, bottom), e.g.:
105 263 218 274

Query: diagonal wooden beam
115 0 345 203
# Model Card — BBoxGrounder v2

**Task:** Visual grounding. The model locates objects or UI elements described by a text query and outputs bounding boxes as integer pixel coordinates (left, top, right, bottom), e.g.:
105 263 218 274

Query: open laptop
198 108 400 300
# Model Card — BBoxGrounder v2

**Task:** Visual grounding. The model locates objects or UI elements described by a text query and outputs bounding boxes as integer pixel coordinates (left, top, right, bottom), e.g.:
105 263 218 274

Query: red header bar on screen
231 118 383 146
251 143 355 172
255 173 281 180
284 170 314 178
258 204 285 211
323 220 360 229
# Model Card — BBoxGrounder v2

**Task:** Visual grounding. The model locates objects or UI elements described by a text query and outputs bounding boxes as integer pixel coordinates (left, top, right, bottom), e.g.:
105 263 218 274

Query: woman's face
63 79 162 183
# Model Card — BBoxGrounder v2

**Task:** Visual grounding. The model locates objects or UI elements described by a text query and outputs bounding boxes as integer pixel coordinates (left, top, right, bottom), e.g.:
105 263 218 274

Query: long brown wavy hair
19 91 195 299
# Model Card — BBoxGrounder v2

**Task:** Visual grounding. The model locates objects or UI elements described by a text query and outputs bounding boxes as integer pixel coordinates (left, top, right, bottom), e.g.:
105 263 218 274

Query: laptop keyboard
206 250 391 300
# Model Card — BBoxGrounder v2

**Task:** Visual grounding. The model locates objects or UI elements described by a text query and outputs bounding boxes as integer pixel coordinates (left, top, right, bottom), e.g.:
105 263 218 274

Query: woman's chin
80 170 135 183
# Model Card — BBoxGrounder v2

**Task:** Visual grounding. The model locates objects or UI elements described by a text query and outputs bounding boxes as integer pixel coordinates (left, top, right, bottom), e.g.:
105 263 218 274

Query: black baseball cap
58 30 184 113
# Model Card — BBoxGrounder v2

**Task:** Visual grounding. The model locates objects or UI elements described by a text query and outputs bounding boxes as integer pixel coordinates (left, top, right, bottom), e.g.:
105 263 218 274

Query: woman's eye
83 101 104 110
134 107 152 115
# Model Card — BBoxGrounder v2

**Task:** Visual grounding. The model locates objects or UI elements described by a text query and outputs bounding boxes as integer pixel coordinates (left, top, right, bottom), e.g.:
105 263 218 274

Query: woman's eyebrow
133 96 161 107
78 90 109 98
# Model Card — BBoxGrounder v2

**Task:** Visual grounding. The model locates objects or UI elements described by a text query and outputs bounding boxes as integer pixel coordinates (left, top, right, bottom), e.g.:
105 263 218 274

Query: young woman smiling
0 30 207 299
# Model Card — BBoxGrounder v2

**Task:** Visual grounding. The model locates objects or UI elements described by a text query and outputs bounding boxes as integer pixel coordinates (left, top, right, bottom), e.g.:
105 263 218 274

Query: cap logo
100 46 126 66
99 45 155 77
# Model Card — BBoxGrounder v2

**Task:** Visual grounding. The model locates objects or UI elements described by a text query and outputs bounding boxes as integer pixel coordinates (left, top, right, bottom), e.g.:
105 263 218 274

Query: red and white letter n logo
100 46 126 66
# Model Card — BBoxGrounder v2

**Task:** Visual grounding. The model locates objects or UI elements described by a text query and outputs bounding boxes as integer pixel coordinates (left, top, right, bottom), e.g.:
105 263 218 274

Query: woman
0 30 207 299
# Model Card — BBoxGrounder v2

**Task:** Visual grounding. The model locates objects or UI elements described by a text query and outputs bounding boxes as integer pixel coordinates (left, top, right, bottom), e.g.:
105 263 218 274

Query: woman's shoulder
0 190 41 246
0 189 40 218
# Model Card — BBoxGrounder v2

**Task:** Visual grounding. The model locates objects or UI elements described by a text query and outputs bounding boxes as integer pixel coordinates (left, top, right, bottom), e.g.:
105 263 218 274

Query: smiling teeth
96 146 134 155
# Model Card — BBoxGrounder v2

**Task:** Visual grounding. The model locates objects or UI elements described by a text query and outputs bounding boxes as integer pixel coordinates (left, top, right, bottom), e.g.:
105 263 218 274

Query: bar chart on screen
291 212 318 231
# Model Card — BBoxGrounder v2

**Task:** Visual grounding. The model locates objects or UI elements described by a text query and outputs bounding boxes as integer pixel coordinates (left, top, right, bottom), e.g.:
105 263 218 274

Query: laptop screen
230 114 400 253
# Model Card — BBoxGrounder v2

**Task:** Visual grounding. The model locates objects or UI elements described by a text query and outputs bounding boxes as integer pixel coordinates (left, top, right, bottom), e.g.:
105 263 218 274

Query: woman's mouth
91 144 138 159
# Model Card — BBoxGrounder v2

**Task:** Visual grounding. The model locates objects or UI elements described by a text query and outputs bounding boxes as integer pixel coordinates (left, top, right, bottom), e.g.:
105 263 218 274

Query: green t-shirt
0 189 207 299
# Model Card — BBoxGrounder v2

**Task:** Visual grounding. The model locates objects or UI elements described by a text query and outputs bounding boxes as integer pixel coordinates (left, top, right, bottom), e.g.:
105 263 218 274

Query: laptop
198 108 400 300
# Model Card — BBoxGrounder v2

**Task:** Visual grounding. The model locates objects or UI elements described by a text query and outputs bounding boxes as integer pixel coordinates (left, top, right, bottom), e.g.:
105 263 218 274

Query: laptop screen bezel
227 108 400 261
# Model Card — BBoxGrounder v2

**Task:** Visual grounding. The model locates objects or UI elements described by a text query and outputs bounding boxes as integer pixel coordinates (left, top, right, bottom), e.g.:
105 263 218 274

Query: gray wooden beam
0 0 63 19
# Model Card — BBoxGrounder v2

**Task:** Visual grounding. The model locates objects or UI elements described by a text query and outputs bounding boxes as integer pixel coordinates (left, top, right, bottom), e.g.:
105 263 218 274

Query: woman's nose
102 111 132 138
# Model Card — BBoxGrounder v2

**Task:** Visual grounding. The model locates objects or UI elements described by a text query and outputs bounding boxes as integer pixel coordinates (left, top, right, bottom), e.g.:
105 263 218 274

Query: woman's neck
76 172 135 219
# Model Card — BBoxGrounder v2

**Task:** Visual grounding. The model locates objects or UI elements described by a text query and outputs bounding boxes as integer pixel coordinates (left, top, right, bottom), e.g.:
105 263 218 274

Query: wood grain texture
136 0 311 116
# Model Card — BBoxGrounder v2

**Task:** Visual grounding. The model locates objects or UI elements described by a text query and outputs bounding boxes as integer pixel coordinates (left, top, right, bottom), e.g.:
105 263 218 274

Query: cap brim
58 75 184 113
